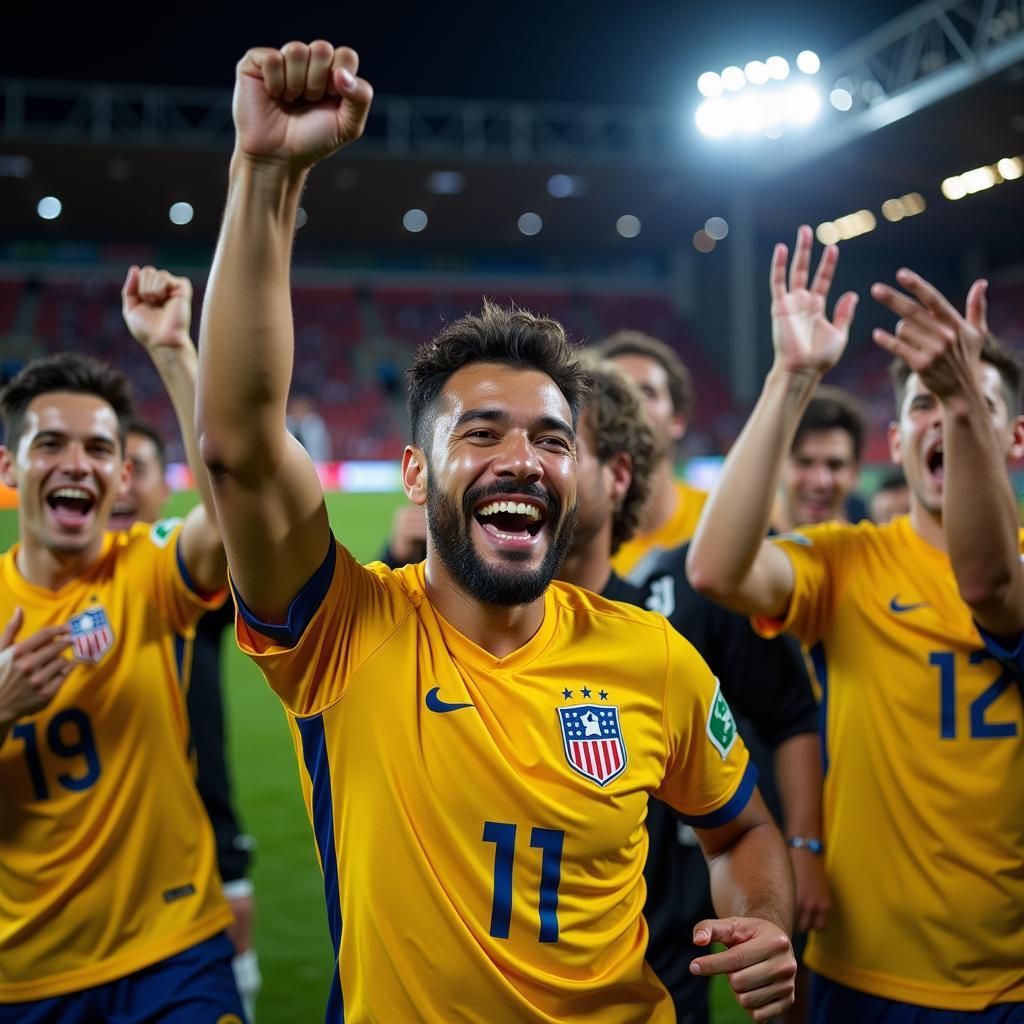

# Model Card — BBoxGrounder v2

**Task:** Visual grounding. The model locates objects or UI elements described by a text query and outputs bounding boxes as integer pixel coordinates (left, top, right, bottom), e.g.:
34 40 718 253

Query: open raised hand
122 265 193 353
870 269 987 400
770 225 858 377
233 40 373 170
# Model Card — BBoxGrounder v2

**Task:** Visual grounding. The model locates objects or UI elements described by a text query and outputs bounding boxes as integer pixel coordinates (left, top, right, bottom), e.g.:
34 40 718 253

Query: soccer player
198 40 796 1022
0 329 244 1016
771 386 865 533
593 331 707 583
557 359 824 1024
114 265 261 1021
687 225 1024 1020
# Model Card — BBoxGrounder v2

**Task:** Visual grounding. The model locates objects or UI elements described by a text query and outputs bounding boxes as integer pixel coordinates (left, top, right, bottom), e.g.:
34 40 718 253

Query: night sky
7 2 920 104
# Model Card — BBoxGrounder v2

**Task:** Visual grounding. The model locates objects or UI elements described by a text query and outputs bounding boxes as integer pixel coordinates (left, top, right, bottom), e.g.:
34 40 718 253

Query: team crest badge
69 607 114 664
706 679 737 760
558 704 627 787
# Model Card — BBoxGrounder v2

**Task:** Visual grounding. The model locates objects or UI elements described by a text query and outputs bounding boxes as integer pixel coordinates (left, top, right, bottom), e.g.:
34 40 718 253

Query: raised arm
687 226 858 617
196 42 372 620
122 265 226 592
872 270 1024 637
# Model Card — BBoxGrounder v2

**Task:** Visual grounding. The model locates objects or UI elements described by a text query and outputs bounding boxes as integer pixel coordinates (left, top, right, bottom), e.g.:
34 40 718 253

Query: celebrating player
556 359 824 1024
687 226 1024 1020
115 265 261 1020
0 340 244 1015
198 40 796 1022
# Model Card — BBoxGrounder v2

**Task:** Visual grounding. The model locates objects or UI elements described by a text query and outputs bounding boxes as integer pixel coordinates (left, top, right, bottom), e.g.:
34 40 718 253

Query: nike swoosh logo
889 597 930 613
425 687 473 713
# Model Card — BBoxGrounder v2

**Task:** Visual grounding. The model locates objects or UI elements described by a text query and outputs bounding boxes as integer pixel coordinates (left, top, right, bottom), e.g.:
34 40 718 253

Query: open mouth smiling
46 486 96 527
473 497 548 543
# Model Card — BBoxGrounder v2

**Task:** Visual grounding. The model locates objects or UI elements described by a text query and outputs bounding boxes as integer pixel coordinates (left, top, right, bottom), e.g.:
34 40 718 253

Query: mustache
462 480 558 521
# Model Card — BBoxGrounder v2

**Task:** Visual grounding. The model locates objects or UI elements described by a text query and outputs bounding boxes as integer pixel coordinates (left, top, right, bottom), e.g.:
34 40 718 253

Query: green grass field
0 495 746 1024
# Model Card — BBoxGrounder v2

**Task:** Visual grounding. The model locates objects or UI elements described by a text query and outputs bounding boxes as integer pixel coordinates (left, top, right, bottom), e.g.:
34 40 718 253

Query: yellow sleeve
751 523 858 647
654 630 756 826
234 536 412 716
124 519 226 635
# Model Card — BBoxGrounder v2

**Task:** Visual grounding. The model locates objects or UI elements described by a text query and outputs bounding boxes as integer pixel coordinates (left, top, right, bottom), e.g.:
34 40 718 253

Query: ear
402 445 428 506
1008 414 1024 463
606 451 633 506
887 421 902 466
0 445 16 489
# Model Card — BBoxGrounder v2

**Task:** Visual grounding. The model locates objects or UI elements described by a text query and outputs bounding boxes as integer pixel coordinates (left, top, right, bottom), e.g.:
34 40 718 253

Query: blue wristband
787 836 824 855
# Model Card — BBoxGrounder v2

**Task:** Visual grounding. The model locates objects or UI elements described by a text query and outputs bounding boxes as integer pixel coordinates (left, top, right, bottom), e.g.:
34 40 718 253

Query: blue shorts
811 973 1024 1024
0 932 246 1024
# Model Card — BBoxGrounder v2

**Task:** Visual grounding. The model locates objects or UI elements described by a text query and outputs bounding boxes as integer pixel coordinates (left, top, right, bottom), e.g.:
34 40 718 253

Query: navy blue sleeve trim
175 535 223 601
678 760 759 829
976 623 1024 673
232 535 336 649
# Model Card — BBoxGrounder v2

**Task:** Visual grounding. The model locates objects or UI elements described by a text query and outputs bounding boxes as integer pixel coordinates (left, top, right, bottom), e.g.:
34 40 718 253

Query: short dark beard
427 476 578 606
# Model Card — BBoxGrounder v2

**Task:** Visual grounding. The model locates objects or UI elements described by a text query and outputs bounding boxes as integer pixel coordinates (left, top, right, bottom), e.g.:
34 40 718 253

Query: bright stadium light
997 156 1023 180
816 222 840 245
734 92 767 134
830 88 853 111
403 208 428 232
721 66 746 91
616 214 641 238
941 176 967 200
697 71 724 97
744 60 770 85
881 198 906 222
692 229 716 253
168 201 193 226
796 50 821 74
786 83 822 125
518 212 542 236
695 97 735 138
37 195 62 220
766 56 790 80
705 216 729 240
960 166 997 193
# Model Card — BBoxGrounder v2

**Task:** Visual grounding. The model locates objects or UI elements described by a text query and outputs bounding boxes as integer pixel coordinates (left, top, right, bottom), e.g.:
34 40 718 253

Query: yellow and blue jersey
0 521 233 1001
611 480 707 584
235 537 754 1023
754 515 1024 1010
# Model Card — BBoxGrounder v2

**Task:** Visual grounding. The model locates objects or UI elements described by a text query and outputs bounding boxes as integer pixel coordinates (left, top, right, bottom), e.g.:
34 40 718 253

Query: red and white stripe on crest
569 739 621 782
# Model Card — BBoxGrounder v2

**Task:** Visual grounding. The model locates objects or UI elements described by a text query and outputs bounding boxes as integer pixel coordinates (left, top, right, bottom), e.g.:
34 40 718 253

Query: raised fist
121 266 193 352
233 41 373 170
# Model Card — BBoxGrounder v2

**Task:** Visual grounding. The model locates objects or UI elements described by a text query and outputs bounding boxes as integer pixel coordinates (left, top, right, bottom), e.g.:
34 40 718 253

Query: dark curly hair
582 358 657 555
1 353 134 452
406 299 589 452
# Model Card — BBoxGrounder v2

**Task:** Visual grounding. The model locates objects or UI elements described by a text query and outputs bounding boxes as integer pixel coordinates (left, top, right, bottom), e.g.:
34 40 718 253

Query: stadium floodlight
816 222 840 245
960 166 997 193
695 97 736 138
36 196 62 220
744 60 770 85
734 93 767 134
517 212 543 236
697 71 724 97
616 214 641 238
547 174 587 198
168 201 194 226
829 88 853 111
997 157 1023 180
766 56 790 80
786 83 822 125
881 198 905 222
941 176 968 200
704 216 729 240
402 208 428 232
692 229 715 253
796 50 821 74
721 66 746 91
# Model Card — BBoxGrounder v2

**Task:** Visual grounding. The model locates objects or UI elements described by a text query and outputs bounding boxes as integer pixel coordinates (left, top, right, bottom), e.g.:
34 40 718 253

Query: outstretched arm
687 226 858 617
197 41 372 620
122 265 226 592
692 791 797 1021
872 270 1024 637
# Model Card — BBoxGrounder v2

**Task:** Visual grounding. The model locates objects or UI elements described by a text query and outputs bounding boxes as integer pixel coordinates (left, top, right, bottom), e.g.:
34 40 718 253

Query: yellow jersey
236 538 754 1023
611 480 707 584
754 515 1024 1010
0 521 233 1001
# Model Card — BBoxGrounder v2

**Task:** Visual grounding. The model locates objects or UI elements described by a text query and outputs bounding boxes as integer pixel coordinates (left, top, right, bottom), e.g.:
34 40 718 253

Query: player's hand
790 847 830 933
226 891 255 954
233 41 373 170
0 609 74 725
690 917 796 1022
389 504 428 563
770 225 858 378
870 269 987 400
122 266 194 353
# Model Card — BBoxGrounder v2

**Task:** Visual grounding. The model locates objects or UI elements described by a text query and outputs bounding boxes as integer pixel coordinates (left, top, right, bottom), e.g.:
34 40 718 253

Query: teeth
477 500 542 520
52 488 91 501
